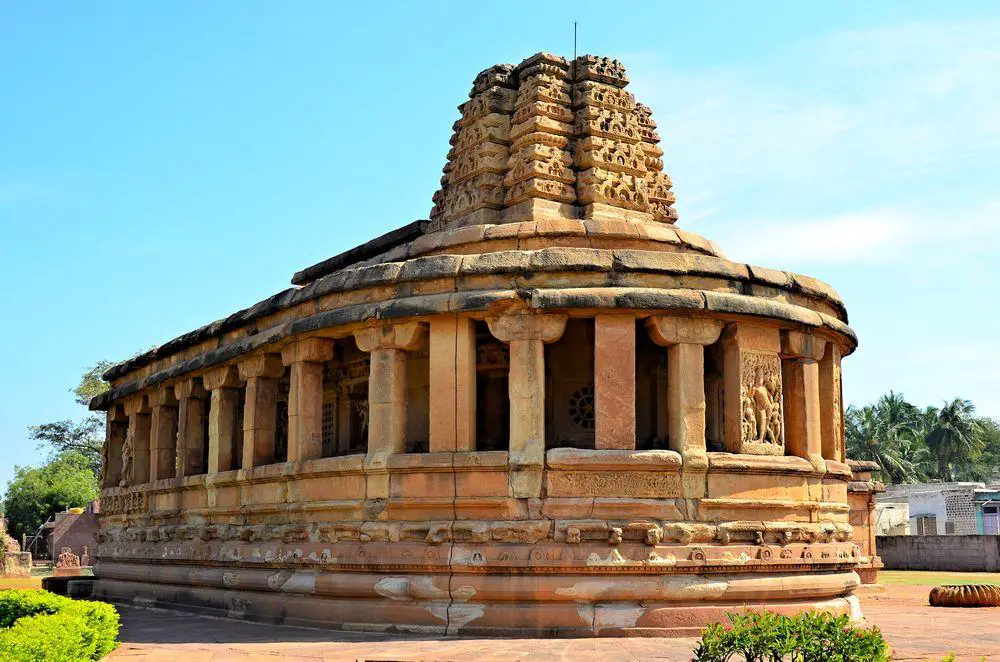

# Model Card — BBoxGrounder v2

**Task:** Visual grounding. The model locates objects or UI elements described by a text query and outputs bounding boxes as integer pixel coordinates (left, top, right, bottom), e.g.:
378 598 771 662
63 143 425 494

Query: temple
90 53 863 636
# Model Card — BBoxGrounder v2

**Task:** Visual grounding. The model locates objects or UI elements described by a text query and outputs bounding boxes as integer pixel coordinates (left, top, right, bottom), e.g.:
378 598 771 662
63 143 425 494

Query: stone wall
877 535 1000 572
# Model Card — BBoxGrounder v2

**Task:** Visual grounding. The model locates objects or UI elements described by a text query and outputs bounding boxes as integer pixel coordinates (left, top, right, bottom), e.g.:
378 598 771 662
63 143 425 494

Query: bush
0 589 120 661
693 610 890 662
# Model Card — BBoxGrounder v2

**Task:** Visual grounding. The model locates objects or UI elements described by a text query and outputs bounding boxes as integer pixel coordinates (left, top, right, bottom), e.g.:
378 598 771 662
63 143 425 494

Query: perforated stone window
568 385 595 430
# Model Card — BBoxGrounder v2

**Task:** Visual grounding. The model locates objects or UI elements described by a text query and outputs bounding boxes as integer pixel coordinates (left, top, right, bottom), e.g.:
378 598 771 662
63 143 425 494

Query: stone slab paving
108 585 1000 661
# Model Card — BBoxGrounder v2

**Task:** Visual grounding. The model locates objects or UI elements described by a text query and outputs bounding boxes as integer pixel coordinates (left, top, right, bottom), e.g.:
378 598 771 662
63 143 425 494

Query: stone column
203 365 242 474
647 316 724 498
781 330 826 472
428 316 476 453
238 354 284 469
103 407 127 488
721 324 784 455
123 395 152 485
149 387 179 481
594 314 636 450
280 338 334 462
174 379 208 477
486 311 567 498
818 341 845 462
355 322 426 498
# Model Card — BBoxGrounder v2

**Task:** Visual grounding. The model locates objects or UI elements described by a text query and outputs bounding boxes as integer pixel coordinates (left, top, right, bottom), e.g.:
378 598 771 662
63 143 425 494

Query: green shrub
0 589 120 661
693 610 890 662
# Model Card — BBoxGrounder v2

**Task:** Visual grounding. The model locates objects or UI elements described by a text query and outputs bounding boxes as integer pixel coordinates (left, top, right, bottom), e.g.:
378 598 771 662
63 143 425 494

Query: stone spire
430 53 677 230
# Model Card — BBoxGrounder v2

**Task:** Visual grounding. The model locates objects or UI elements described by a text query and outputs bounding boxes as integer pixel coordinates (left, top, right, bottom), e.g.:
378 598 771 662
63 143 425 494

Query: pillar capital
486 312 567 344
281 337 335 365
202 365 241 391
354 322 426 353
123 394 150 416
174 378 208 401
148 386 179 408
646 315 724 347
238 353 285 381
780 330 826 361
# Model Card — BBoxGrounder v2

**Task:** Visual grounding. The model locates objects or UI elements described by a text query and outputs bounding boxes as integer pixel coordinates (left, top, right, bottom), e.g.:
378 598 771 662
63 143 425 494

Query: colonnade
103 312 846 496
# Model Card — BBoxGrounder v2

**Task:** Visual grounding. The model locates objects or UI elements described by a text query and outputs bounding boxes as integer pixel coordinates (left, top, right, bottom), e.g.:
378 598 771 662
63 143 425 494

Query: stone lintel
202 365 241 391
354 321 427 353
646 315 724 347
238 353 285 381
281 337 335 365
174 379 208 401
123 394 150 416
780 330 827 362
148 386 179 408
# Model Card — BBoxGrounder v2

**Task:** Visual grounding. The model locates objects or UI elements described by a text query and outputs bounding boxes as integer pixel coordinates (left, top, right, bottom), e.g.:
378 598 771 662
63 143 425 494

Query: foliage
692 610 889 662
28 417 104 478
1 452 98 541
72 361 113 407
0 589 120 661
846 391 997 484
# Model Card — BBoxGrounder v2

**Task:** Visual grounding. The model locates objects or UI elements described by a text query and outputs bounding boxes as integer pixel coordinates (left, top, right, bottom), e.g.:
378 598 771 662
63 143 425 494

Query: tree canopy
846 391 999 484
2 451 98 541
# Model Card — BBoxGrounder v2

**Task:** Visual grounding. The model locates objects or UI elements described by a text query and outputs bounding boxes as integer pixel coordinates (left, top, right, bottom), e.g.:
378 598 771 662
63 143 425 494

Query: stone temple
90 53 865 636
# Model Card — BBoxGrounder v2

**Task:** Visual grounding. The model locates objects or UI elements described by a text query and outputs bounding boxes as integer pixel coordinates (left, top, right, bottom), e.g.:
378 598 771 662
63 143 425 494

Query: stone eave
99 246 851 387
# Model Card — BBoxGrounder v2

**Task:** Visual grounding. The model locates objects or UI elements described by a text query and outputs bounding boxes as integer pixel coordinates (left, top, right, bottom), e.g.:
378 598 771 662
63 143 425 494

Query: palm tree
846 402 926 484
925 399 986 481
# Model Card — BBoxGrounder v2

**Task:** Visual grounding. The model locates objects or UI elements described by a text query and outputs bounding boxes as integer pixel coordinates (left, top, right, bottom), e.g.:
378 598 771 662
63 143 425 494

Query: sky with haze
2 1 998 490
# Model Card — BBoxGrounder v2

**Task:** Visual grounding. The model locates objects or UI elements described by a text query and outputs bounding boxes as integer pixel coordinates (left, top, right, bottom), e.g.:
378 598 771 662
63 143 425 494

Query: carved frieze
546 471 681 498
102 490 147 515
740 350 784 448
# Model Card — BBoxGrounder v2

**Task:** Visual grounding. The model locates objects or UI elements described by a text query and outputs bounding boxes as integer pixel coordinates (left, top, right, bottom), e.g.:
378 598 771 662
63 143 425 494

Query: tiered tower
431 53 677 230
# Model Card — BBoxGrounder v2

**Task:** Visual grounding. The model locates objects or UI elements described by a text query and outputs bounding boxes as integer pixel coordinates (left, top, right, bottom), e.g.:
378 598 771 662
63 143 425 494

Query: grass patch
880 570 1000 586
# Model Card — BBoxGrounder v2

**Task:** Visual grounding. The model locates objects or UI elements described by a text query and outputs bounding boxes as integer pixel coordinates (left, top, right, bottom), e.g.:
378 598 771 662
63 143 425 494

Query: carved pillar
428 316 476 453
647 316 724 498
174 379 208 477
355 322 426 498
781 330 826 472
819 341 845 462
280 338 334 462
721 324 784 455
486 310 567 498
203 365 242 473
594 314 636 450
103 407 127 488
239 354 284 469
123 395 151 485
149 387 179 481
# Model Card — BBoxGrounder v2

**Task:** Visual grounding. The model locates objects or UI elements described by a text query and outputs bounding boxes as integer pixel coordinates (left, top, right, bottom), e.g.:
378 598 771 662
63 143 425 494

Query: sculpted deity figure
56 546 81 569
119 426 134 487
741 363 783 445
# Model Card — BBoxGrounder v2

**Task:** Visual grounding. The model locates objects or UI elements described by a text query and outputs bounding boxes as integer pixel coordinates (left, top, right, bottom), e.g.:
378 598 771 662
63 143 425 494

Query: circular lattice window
569 385 595 430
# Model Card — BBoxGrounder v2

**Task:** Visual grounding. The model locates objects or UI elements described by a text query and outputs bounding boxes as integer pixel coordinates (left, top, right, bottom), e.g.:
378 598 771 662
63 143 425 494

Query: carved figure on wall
740 354 783 445
119 426 134 487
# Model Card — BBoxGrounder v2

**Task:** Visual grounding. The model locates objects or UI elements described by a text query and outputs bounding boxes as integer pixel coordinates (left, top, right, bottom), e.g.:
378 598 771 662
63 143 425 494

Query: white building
878 483 984 535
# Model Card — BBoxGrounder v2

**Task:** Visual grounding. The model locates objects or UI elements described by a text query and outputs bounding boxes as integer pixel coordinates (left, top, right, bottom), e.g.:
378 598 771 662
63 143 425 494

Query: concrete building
878 483 1000 535
90 52 863 637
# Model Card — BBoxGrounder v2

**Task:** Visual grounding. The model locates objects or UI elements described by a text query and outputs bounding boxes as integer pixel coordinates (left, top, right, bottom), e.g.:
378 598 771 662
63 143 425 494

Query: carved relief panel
722 325 784 455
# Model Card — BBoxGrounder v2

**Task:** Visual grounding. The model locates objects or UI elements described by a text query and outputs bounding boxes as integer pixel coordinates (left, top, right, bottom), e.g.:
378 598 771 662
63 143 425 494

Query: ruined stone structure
847 460 884 584
90 53 861 636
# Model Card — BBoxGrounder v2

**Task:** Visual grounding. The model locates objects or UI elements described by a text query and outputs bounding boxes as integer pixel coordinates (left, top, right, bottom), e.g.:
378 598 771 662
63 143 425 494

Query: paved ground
106 580 1000 661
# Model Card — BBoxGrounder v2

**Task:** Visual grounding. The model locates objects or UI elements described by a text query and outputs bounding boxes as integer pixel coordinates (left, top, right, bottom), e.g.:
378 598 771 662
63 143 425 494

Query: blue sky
2 2 998 490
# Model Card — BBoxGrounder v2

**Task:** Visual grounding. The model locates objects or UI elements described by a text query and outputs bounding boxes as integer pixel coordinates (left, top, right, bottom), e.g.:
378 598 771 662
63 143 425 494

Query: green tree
846 402 927 484
73 360 113 407
28 418 104 477
2 452 98 541
925 398 986 481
